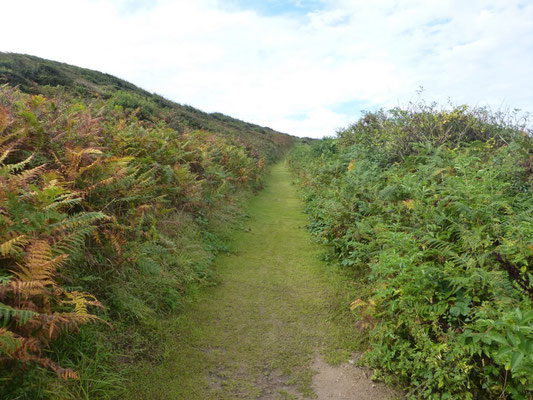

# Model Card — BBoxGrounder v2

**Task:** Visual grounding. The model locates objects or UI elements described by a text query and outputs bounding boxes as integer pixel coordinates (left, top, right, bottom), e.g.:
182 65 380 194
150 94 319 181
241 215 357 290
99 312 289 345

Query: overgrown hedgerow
0 85 290 399
289 103 533 399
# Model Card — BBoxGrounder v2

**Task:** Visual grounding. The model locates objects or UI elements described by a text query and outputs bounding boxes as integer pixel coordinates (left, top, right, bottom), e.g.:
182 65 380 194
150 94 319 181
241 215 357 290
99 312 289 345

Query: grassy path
126 162 362 399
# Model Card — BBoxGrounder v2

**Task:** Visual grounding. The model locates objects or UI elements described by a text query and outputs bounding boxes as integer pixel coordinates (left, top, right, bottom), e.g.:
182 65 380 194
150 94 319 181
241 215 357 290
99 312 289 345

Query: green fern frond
0 276 12 285
2 154 34 174
52 225 96 254
49 212 108 233
44 195 82 211
0 303 38 326
0 328 22 356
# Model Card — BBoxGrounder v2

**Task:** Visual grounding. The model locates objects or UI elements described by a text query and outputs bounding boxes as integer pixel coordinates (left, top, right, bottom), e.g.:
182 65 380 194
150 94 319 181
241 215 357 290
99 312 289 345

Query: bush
290 103 533 399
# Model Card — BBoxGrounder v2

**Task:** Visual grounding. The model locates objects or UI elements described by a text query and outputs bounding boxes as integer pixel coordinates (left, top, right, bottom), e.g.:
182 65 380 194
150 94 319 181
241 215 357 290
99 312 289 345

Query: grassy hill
0 53 293 399
0 52 292 161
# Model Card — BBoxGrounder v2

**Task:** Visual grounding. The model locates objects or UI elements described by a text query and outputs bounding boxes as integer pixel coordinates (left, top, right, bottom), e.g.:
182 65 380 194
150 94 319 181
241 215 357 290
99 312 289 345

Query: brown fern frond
7 164 47 190
0 280 50 300
13 255 68 283
52 152 66 175
0 105 14 134
24 240 53 267
0 330 40 361
11 240 68 283
0 328 79 379
103 230 125 255
32 313 70 340
91 230 103 246
65 148 83 177
33 356 79 380
77 157 101 176
0 234 27 257
64 148 103 181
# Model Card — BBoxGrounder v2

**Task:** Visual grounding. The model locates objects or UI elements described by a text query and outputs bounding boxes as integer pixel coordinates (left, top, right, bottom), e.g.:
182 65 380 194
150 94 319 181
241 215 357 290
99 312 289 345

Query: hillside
0 53 293 399
0 52 292 161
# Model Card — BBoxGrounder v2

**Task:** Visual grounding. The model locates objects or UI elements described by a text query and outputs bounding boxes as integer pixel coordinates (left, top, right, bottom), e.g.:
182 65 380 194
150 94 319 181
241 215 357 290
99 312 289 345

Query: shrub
290 103 533 399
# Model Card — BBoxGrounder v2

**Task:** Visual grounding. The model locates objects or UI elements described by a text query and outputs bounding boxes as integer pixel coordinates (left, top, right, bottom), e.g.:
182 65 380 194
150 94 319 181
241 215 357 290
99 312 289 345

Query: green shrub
290 103 533 399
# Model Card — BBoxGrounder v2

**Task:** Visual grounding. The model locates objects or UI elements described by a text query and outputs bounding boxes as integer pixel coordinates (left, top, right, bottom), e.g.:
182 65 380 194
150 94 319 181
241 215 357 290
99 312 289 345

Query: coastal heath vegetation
289 102 533 399
0 81 291 399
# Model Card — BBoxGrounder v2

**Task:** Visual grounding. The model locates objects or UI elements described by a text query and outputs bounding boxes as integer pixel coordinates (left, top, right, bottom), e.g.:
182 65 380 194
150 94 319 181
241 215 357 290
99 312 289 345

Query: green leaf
484 333 508 346
510 351 524 372
496 347 513 359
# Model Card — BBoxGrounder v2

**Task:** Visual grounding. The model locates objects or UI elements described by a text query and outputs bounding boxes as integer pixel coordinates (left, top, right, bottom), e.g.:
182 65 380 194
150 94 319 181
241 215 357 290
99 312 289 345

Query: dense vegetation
0 54 292 399
289 104 533 399
0 52 289 162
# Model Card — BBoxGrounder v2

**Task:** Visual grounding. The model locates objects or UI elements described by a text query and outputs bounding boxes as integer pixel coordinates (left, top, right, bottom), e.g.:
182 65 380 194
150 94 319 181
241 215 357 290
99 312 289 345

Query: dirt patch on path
312 355 399 400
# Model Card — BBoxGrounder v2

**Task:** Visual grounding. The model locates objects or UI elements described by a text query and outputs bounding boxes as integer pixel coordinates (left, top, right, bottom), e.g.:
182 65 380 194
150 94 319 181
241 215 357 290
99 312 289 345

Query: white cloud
1 0 532 138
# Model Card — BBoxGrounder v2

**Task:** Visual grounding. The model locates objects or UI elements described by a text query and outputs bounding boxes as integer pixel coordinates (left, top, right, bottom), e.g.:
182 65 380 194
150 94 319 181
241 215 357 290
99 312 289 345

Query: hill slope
0 52 292 160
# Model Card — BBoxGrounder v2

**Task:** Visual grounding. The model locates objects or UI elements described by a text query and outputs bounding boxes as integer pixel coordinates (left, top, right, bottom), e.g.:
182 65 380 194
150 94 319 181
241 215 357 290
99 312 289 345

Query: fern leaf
0 328 22 356
0 276 12 285
0 234 27 256
52 225 96 254
61 291 105 325
10 240 68 282
77 158 101 176
0 147 12 165
4 154 34 173
43 195 81 211
0 303 38 326
49 212 108 234
0 280 49 300
8 164 47 189
34 356 79 380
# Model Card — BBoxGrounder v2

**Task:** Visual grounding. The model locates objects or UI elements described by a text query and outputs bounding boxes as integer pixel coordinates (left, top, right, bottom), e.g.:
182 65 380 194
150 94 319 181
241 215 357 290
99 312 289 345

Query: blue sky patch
226 0 325 17
116 0 160 15
329 99 371 117
425 17 452 27
287 112 309 121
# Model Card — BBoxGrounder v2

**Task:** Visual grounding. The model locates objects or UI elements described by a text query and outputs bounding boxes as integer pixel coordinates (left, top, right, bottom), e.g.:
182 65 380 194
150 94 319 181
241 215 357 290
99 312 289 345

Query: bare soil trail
125 162 398 399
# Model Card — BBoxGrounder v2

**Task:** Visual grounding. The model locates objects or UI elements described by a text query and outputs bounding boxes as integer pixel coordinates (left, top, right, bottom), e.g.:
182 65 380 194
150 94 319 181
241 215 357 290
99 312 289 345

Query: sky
1 0 532 138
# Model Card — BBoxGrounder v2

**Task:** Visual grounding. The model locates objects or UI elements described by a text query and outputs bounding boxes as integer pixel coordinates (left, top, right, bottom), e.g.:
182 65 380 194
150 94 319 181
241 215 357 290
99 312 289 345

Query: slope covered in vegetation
289 105 533 399
0 52 290 162
0 55 292 399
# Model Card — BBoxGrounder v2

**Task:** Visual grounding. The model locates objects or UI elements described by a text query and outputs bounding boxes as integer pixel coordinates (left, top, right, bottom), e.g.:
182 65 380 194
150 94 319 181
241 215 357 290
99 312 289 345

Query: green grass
124 162 362 399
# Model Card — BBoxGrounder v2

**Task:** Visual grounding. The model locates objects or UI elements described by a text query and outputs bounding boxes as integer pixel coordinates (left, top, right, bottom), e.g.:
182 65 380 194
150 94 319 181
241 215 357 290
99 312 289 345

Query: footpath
126 162 396 400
